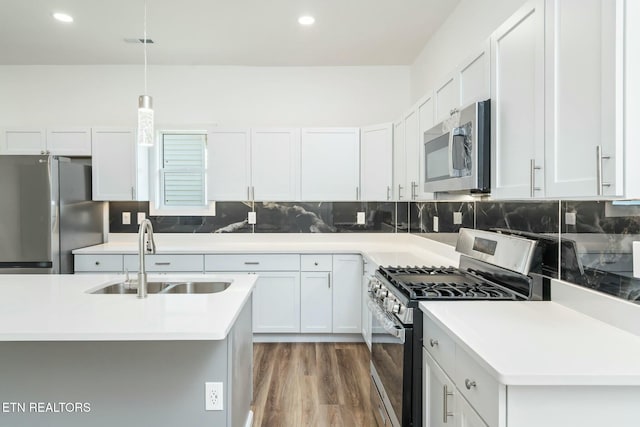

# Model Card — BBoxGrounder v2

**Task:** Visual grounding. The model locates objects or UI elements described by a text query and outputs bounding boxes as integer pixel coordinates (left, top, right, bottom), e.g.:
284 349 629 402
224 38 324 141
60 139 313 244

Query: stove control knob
392 303 401 314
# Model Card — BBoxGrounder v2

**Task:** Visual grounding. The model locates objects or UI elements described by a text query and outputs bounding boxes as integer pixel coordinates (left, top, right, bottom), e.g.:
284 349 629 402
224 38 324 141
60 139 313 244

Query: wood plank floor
252 343 375 427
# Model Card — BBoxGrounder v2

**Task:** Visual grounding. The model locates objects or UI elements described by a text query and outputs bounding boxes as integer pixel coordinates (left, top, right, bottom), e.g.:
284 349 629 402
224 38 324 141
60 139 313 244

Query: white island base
0 274 256 427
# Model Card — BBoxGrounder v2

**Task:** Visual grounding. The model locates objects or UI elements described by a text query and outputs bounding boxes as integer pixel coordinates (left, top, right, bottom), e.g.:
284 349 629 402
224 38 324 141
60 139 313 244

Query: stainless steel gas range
368 228 550 427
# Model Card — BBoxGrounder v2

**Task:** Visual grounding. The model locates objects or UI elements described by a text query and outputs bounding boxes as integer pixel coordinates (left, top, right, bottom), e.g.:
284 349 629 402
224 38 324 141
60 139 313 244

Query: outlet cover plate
565 212 577 226
137 212 146 224
205 382 223 411
453 212 463 225
433 216 439 232
356 212 366 225
248 211 257 225
122 212 131 225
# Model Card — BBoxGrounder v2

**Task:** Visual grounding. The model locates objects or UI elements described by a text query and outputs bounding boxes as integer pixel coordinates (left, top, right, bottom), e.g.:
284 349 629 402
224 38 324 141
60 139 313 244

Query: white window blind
161 134 206 207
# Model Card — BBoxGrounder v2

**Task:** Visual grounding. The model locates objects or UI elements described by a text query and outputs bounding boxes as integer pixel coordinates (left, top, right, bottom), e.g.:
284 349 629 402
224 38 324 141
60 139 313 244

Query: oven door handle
367 299 406 343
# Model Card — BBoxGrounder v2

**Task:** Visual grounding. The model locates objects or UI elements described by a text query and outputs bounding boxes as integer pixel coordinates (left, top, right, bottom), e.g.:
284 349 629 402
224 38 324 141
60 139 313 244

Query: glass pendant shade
137 94 154 146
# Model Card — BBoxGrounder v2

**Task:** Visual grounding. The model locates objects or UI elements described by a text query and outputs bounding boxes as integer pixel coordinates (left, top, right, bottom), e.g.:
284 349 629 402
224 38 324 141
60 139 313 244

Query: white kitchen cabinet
404 109 420 201
300 272 332 333
251 128 300 201
206 128 251 201
392 120 406 200
625 1 640 198
300 254 333 333
252 271 301 333
434 76 459 124
1 127 91 156
360 123 393 201
91 128 149 201
423 349 457 427
332 254 362 334
74 254 124 273
46 128 92 156
123 254 204 273
544 0 623 197
458 42 491 109
490 0 545 199
0 128 46 154
300 128 360 201
458 394 489 427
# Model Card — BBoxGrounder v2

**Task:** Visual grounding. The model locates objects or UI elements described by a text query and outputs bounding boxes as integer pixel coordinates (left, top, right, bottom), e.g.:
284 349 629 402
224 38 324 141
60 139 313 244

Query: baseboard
253 333 364 343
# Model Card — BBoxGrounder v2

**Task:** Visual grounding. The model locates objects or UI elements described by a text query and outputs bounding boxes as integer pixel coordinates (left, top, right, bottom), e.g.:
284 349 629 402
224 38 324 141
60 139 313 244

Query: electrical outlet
565 212 577 226
453 212 463 225
433 216 439 232
205 382 223 411
137 212 146 224
248 211 257 225
634 242 640 279
356 211 366 225
122 212 131 225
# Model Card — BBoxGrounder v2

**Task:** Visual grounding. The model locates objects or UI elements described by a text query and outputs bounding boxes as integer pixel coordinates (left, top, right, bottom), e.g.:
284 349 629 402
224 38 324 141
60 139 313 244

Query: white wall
0 65 410 128
410 0 527 102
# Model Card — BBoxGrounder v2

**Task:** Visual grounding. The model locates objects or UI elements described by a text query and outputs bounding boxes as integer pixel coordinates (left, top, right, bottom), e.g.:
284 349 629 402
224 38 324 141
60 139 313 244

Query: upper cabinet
206 128 300 201
434 42 491 124
417 92 436 199
544 0 624 198
392 119 406 200
491 0 545 199
207 128 251 201
360 123 393 201
251 128 300 201
1 127 91 156
92 128 148 201
300 128 360 201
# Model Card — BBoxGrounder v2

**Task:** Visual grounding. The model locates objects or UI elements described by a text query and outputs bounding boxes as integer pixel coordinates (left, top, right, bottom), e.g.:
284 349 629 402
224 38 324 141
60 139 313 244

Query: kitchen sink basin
89 280 232 295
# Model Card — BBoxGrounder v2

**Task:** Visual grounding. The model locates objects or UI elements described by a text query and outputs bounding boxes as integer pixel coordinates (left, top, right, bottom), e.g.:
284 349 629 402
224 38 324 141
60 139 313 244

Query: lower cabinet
332 254 362 334
361 258 376 350
252 271 301 333
300 272 332 333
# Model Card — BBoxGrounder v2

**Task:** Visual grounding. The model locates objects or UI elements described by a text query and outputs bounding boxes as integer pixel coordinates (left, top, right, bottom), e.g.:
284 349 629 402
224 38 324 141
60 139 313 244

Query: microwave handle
448 131 455 178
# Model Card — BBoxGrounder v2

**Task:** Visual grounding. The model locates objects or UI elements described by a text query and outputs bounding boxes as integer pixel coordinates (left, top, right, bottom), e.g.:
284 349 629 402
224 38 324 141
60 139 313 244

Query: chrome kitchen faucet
137 219 157 298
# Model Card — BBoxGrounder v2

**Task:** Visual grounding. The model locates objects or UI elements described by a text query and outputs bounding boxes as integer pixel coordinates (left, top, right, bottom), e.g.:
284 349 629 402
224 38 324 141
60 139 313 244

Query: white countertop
73 233 460 268
420 301 640 386
0 273 257 341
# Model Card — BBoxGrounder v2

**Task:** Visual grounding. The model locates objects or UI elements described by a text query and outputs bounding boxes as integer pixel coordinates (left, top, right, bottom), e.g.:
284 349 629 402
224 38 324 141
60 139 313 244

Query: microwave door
449 127 464 178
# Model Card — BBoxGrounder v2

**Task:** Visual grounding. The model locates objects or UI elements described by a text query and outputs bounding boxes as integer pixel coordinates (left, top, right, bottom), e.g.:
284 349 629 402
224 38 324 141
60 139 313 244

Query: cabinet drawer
423 313 456 375
300 254 332 271
205 254 300 271
123 254 204 272
454 346 501 427
75 255 123 272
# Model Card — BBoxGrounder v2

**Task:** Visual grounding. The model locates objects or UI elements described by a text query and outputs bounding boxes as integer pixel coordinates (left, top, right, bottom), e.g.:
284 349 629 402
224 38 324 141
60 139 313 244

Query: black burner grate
377 266 520 301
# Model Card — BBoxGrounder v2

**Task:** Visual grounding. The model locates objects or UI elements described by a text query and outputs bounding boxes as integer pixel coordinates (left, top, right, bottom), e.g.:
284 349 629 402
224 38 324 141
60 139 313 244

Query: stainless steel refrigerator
0 155 105 274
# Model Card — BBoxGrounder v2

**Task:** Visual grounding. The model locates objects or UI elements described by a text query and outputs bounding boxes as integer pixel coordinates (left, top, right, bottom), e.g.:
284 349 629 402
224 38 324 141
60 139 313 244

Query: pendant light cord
143 0 148 95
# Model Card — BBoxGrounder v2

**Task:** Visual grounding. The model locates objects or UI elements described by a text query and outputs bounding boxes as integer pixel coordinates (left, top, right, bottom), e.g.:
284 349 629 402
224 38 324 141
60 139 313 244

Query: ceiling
0 0 460 66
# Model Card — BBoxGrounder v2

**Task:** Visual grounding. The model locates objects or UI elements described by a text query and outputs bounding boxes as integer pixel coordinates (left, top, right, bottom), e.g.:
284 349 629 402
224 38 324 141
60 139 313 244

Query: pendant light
137 0 154 146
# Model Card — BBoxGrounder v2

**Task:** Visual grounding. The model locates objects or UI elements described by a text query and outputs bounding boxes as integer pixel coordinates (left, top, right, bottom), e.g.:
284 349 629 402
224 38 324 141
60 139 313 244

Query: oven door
369 299 411 427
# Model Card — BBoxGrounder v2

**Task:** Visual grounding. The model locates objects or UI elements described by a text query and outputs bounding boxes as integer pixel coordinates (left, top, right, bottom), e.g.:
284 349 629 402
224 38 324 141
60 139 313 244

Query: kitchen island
0 273 257 427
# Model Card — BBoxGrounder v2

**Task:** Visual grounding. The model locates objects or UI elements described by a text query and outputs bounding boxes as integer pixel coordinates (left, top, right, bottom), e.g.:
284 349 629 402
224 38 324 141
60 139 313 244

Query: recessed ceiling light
53 12 74 23
298 15 315 26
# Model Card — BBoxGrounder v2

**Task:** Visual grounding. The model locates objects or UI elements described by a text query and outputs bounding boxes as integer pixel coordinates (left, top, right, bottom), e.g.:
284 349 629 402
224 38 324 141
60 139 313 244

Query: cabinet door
393 120 406 200
404 109 420 200
206 128 251 201
300 128 360 201
423 349 456 427
91 128 138 201
544 0 623 197
252 271 301 333
332 255 362 334
251 128 300 201
300 272 332 333
0 128 46 154
458 395 489 427
417 93 436 199
435 76 459 124
47 128 92 156
458 42 491 108
491 0 545 199
626 0 640 198
360 123 393 201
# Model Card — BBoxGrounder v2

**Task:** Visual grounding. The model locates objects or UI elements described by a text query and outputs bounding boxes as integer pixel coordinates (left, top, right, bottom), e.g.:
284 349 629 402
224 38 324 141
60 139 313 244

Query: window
151 131 215 215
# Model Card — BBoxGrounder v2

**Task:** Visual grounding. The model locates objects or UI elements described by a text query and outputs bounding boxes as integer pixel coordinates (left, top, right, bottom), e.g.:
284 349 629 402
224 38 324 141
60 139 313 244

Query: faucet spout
137 219 156 299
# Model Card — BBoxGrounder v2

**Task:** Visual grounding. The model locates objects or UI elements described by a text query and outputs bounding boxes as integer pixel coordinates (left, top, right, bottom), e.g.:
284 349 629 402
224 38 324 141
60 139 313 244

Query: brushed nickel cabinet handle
596 145 611 195
397 184 403 200
154 262 170 266
429 339 439 347
386 186 391 200
244 261 260 265
530 159 541 197
443 384 454 423
465 379 477 390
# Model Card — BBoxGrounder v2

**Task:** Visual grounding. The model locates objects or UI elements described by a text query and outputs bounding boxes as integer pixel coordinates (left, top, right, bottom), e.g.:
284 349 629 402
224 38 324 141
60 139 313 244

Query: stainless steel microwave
423 100 490 193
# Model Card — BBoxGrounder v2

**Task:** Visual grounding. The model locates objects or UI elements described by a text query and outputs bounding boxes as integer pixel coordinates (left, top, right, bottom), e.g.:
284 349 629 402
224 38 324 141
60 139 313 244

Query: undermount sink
89 280 232 295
